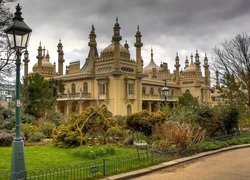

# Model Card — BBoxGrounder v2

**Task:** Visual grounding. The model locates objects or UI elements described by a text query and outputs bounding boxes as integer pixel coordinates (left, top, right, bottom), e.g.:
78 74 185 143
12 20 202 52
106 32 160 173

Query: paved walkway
137 147 250 180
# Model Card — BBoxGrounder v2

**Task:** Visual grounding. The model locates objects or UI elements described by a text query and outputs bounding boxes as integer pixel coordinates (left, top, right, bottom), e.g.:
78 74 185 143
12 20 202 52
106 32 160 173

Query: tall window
142 86 146 95
71 83 76 94
128 84 134 95
158 88 161 95
127 105 132 115
150 87 154 95
99 84 106 95
83 82 88 94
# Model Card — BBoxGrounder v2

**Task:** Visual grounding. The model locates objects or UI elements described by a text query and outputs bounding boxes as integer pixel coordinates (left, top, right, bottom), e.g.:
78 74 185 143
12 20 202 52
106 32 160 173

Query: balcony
142 94 178 101
57 92 92 100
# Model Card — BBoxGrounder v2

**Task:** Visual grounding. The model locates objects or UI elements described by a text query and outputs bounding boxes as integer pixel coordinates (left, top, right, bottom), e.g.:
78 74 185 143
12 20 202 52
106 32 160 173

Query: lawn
0 144 138 175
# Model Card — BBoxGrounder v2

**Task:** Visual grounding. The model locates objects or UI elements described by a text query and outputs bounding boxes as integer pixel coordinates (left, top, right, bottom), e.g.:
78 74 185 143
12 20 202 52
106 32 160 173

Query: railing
58 93 92 99
142 94 178 101
2 151 169 180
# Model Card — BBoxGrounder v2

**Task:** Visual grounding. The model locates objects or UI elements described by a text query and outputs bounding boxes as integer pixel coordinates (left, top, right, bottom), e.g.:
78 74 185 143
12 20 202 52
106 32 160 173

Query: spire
185 56 189 68
175 52 180 67
190 54 194 65
88 25 97 74
46 50 50 59
57 39 63 52
151 47 154 62
134 25 143 75
204 53 208 67
42 46 46 57
89 24 97 46
195 49 200 66
112 17 122 42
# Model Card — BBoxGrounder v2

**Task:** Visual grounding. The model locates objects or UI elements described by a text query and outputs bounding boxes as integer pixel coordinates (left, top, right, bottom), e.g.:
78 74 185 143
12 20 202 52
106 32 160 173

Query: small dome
33 58 54 68
100 42 130 60
183 62 196 73
143 60 162 75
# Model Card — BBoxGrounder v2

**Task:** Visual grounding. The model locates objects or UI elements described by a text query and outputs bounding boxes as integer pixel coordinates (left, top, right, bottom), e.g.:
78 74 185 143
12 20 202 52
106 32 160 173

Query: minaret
216 70 220 89
57 39 65 75
185 56 189 68
88 25 97 74
23 50 29 78
36 42 43 74
134 25 143 74
194 49 201 78
175 52 180 84
112 17 122 75
204 53 210 86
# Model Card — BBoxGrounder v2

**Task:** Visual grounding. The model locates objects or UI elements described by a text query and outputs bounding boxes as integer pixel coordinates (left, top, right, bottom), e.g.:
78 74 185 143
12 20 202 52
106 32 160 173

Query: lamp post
4 4 32 179
161 80 169 108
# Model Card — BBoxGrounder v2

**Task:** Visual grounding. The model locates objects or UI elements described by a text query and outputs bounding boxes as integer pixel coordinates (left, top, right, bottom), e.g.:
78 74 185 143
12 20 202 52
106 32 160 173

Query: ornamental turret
134 25 143 75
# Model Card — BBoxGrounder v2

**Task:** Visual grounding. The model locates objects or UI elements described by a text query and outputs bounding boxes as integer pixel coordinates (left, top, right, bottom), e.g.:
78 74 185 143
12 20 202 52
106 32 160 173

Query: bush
39 122 56 138
126 110 165 136
0 131 13 146
21 123 44 142
45 112 65 126
70 145 116 159
52 124 80 147
153 121 206 153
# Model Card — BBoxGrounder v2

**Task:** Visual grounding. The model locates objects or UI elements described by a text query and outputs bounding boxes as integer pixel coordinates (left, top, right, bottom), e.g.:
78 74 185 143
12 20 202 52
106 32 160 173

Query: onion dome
143 48 162 75
99 42 130 60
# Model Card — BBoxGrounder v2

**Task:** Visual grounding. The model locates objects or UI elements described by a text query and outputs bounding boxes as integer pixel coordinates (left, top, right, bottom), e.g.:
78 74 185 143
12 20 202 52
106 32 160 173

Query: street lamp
162 80 169 107
4 4 32 179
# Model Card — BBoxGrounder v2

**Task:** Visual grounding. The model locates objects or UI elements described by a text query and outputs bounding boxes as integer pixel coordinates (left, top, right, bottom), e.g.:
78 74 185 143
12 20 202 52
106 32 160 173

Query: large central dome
100 42 130 61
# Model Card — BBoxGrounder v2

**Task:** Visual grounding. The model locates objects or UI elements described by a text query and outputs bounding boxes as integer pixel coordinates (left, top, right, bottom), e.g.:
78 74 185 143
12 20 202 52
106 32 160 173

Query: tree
22 73 55 118
213 33 250 107
48 78 65 98
0 0 16 79
177 91 199 107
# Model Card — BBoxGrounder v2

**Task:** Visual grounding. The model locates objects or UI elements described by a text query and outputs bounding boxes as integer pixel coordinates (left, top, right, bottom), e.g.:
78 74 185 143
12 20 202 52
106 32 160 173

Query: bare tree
0 0 16 80
213 33 250 107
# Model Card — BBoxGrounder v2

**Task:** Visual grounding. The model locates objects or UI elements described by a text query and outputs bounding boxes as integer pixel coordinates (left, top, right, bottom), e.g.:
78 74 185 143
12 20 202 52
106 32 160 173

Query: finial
116 16 118 22
137 25 140 31
39 41 41 47
176 52 178 56
92 24 95 31
59 39 61 43
13 4 23 21
196 49 198 53
205 53 207 57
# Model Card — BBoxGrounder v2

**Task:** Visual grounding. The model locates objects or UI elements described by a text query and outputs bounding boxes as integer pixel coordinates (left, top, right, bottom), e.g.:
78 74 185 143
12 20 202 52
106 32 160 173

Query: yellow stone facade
24 19 211 116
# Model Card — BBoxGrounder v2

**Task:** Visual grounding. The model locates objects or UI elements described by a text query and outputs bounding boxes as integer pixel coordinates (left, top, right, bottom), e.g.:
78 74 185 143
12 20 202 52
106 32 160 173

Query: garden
1 90 250 179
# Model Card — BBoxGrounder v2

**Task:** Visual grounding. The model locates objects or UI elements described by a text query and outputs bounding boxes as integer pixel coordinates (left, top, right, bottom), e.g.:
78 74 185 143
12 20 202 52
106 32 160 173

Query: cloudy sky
11 0 250 75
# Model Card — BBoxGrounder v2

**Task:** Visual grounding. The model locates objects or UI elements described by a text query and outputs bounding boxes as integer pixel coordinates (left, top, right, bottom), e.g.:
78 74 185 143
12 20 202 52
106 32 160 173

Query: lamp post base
11 138 26 180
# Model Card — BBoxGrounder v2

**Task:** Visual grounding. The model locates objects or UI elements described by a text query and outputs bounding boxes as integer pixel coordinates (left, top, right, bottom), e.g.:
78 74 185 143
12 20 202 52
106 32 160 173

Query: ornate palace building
23 18 211 116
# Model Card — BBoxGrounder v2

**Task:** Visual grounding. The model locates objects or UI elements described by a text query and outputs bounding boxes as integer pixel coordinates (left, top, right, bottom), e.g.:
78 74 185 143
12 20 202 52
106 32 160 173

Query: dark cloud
14 0 250 72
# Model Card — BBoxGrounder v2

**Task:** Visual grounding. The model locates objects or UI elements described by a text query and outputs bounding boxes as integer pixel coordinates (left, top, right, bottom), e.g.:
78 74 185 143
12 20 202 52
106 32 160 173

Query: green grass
0 144 137 175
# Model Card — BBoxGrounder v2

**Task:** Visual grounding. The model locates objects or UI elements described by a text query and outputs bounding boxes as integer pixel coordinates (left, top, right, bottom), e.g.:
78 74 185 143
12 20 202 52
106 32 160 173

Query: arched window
71 83 76 94
83 82 88 94
127 105 132 115
158 88 161 95
150 87 154 95
142 86 146 95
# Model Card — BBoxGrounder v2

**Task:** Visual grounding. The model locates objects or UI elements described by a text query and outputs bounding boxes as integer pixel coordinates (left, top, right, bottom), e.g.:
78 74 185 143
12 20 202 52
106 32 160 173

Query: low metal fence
2 151 169 180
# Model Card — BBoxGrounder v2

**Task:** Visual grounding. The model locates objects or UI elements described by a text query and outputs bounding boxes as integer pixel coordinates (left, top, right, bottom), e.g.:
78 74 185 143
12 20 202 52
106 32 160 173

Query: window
158 88 161 95
142 86 146 95
99 84 106 95
127 105 132 115
71 83 76 94
128 84 134 95
150 87 154 95
83 82 88 94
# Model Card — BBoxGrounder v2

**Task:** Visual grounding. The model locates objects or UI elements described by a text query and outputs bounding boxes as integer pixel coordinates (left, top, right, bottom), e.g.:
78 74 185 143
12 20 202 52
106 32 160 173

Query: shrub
21 123 44 142
52 124 80 147
39 122 56 138
0 131 13 146
45 112 65 126
126 110 165 136
153 121 206 153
